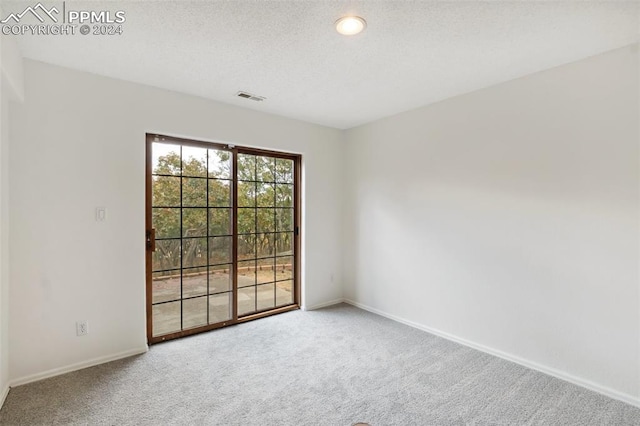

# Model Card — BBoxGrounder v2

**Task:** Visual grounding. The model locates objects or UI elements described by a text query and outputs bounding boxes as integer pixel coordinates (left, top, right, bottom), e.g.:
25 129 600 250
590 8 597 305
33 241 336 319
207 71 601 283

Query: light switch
96 207 107 222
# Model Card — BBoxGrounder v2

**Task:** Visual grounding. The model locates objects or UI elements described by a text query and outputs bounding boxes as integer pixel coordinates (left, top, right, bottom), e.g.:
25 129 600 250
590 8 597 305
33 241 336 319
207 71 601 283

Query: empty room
0 1 639 424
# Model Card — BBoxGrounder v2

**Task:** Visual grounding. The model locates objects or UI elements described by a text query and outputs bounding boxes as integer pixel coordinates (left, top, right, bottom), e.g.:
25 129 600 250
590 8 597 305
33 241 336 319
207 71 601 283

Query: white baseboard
343 299 640 409
9 345 149 388
302 298 344 311
0 383 9 410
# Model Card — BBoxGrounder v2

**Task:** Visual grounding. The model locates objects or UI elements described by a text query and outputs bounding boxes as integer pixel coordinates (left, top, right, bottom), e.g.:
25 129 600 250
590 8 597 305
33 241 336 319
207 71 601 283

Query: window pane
276 232 294 257
276 208 293 232
257 283 275 311
238 234 256 261
152 142 181 175
182 208 207 237
209 292 232 324
152 175 180 206
256 156 275 182
276 280 294 306
257 208 275 233
182 146 207 177
276 184 293 207
183 266 207 298
256 183 275 207
275 158 293 183
208 149 231 179
182 177 207 207
209 265 232 293
183 238 207 269
257 257 275 284
238 286 256 316
238 208 256 234
238 154 256 181
152 301 181 337
152 272 180 304
238 182 255 207
183 296 208 329
275 256 293 281
256 233 276 258
209 208 231 236
238 260 256 288
153 208 180 239
209 236 231 265
153 239 181 271
209 179 231 207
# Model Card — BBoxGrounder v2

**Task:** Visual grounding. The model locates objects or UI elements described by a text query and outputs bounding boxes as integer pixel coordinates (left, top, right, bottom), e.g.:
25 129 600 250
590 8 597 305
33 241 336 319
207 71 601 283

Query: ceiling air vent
236 91 266 102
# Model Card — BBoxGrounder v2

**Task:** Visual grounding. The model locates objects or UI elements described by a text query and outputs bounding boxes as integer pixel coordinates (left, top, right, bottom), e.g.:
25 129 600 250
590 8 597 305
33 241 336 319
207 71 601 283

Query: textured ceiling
4 0 640 129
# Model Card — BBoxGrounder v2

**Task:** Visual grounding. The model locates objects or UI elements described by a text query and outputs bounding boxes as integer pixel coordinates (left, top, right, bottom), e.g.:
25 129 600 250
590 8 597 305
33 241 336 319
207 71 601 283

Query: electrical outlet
76 320 88 336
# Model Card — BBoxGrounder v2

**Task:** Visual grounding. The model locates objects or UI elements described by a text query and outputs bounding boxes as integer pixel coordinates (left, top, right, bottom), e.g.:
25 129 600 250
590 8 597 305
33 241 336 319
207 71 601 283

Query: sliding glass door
146 134 300 344
236 153 296 315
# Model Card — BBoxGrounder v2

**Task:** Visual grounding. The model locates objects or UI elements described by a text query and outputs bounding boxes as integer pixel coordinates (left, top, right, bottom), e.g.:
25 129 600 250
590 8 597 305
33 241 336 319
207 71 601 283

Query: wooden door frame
145 133 302 344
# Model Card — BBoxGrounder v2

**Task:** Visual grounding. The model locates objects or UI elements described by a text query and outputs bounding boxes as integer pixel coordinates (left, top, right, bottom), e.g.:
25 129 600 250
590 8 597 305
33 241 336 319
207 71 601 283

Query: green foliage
152 147 294 275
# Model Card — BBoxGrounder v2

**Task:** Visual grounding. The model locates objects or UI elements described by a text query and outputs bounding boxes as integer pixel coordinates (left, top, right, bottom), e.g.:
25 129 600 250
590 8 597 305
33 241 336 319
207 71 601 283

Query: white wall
0 94 9 406
0 29 23 406
0 79 8 409
344 45 640 402
8 60 344 383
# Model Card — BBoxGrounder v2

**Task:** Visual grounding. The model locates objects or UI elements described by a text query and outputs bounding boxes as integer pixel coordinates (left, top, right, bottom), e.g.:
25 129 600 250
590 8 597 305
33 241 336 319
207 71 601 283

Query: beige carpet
1 304 640 425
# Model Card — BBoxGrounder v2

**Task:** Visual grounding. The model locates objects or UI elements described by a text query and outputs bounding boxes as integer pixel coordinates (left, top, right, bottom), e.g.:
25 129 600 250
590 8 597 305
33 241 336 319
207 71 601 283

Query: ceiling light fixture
335 16 366 36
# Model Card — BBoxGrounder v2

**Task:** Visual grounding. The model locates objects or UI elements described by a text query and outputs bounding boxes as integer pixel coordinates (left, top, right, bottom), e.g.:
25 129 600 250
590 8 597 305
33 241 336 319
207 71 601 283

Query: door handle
146 228 156 252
